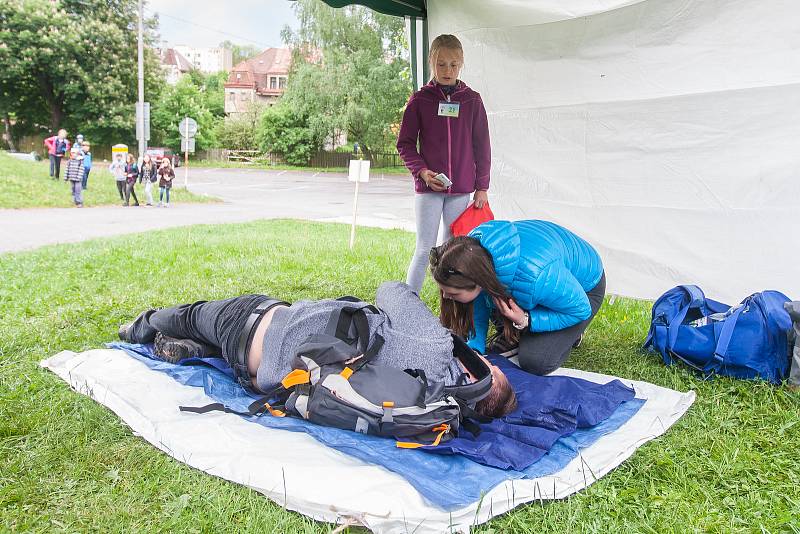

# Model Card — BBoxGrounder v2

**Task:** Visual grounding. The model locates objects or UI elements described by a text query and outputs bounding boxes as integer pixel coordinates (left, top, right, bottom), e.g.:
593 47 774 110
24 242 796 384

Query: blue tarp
108 342 644 510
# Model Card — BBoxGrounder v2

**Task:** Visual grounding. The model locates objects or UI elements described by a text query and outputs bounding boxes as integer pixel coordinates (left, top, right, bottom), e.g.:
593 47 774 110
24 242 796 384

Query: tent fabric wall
426 0 800 303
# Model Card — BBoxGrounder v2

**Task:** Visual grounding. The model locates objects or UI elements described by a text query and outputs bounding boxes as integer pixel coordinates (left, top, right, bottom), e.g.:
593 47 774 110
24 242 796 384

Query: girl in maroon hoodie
397 34 491 294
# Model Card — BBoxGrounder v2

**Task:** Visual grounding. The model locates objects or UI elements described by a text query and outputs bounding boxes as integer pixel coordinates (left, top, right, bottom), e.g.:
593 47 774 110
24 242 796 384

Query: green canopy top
316 0 426 18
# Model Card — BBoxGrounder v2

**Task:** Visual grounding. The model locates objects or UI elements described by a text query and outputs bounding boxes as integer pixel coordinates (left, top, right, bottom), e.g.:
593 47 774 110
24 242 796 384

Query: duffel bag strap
712 303 747 370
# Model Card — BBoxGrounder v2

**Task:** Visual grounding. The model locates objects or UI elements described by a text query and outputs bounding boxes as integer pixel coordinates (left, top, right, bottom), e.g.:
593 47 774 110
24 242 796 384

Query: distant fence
197 148 403 169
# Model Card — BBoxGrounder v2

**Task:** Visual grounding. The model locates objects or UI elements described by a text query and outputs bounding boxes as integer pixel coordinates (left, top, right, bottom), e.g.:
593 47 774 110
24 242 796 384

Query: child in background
64 147 84 207
124 153 139 207
81 142 92 190
396 34 492 294
158 158 175 207
138 154 158 206
109 153 127 204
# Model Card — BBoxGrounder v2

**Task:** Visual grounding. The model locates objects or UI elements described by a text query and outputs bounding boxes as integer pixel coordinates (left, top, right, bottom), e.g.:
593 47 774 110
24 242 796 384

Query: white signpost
348 159 371 249
179 117 197 187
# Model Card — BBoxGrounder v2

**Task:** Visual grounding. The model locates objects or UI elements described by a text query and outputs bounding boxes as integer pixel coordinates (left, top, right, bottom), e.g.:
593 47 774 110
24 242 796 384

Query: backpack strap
326 305 384 370
444 335 493 404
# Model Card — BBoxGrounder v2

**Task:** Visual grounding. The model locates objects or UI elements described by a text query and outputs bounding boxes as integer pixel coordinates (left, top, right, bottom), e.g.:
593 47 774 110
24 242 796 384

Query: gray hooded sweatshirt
256 282 462 392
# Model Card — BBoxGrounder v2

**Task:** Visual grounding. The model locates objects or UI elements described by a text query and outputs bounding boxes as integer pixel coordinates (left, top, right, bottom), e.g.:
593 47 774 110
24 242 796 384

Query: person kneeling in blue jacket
429 220 605 375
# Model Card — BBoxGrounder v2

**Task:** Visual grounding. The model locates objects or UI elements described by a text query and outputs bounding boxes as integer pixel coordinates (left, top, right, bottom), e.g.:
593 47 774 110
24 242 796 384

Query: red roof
224 48 292 92
159 48 192 72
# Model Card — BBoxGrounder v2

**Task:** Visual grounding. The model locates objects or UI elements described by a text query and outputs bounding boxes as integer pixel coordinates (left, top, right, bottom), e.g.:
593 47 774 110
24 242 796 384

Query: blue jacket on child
466 220 604 353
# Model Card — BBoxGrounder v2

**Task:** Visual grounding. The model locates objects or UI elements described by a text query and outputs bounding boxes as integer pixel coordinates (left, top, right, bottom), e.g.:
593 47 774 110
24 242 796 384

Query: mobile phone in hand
434 173 452 188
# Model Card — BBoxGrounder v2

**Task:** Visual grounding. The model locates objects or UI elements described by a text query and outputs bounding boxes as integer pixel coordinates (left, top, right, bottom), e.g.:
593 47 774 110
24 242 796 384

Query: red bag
450 202 494 236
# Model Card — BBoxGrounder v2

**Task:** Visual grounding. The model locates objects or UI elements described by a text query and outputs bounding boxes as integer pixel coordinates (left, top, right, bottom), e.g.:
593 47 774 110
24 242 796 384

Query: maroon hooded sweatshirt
396 80 491 195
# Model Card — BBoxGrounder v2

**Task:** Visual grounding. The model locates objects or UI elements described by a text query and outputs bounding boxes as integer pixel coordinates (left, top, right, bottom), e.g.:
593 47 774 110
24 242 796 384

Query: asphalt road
0 167 416 254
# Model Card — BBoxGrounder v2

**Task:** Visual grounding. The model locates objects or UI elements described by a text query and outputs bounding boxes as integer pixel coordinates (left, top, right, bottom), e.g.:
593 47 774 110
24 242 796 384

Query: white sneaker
165 203 170 208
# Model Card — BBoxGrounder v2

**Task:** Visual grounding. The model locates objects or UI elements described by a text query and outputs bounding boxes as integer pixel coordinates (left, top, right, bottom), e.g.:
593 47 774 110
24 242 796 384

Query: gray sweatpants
406 192 471 294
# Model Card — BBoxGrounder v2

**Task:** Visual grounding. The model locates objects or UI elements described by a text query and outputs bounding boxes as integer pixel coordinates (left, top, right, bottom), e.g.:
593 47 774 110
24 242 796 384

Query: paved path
0 168 416 254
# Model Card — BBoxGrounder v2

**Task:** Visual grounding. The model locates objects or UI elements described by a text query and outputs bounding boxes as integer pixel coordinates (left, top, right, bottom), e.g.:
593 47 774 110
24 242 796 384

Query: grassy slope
0 220 797 532
0 152 218 209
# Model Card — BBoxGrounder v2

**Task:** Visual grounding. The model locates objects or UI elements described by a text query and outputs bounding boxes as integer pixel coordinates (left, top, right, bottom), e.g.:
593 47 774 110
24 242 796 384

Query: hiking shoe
487 335 519 358
118 322 134 342
153 332 208 364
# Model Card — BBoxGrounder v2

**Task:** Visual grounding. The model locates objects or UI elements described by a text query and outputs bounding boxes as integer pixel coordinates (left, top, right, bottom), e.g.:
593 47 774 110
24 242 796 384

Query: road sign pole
349 178 360 250
183 118 189 188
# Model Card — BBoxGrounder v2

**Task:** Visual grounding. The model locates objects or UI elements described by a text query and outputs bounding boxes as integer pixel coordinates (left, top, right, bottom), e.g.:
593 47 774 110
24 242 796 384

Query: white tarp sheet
41 349 694 533
427 0 800 304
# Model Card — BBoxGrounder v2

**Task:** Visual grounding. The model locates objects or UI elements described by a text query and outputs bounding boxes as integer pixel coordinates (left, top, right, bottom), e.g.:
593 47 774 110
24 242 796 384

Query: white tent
416 0 800 303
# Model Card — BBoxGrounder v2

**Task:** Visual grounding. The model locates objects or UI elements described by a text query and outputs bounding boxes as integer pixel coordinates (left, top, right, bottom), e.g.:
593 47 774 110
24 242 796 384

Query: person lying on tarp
430 219 606 375
118 281 517 417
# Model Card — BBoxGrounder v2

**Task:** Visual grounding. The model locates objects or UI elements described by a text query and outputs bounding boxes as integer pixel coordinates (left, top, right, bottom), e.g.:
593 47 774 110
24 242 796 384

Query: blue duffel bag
644 285 793 384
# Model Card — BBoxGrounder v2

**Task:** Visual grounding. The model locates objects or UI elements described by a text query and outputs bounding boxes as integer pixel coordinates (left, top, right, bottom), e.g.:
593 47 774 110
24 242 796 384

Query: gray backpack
183 299 493 446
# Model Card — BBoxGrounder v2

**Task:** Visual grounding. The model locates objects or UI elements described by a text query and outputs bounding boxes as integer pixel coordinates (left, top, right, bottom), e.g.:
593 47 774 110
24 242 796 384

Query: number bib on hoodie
438 101 460 118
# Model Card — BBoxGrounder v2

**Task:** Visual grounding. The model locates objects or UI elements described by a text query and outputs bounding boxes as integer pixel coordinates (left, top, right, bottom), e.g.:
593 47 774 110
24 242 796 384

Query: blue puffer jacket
466 220 604 353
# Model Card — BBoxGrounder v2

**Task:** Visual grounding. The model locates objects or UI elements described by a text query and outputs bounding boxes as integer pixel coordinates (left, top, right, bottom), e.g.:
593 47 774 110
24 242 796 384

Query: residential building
173 46 233 73
223 48 292 116
158 48 193 85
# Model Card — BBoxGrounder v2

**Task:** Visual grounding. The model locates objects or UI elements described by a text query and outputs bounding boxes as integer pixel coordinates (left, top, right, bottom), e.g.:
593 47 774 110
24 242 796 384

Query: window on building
228 92 235 102
270 76 277 89
279 77 287 89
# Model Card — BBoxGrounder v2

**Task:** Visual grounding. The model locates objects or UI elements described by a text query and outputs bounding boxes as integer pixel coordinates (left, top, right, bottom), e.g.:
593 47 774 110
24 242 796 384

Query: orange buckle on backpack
395 424 450 449
264 402 285 417
340 367 354 380
281 369 310 389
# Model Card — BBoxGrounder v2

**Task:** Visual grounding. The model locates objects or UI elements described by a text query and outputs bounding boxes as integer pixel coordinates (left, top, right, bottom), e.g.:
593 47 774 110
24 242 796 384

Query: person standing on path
157 158 175 207
80 142 92 190
63 147 84 207
123 153 140 207
109 153 127 203
138 154 158 206
396 34 492 294
44 129 70 180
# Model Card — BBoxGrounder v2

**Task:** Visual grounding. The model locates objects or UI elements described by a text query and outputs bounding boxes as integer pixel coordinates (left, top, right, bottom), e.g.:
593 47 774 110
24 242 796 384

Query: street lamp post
137 0 145 158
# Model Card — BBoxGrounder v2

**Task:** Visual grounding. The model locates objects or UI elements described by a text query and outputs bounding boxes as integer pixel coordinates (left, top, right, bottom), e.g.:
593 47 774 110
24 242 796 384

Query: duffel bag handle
666 285 707 352
645 285 706 351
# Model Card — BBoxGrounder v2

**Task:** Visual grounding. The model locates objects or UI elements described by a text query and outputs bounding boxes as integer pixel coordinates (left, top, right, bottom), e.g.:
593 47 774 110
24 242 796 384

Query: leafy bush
257 102 318 166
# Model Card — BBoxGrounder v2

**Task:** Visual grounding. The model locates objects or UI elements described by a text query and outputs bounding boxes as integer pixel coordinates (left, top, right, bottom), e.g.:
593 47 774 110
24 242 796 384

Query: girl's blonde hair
429 34 464 76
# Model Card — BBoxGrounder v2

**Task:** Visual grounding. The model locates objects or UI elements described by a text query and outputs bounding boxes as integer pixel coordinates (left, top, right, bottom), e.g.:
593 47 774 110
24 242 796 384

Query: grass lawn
0 151 218 209
1 220 798 532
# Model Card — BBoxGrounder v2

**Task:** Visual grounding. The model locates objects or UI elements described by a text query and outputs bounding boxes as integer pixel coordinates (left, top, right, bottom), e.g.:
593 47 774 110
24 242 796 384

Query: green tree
0 0 163 147
258 102 316 165
150 77 217 151
216 102 265 151
219 40 262 67
279 0 411 159
186 70 226 118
